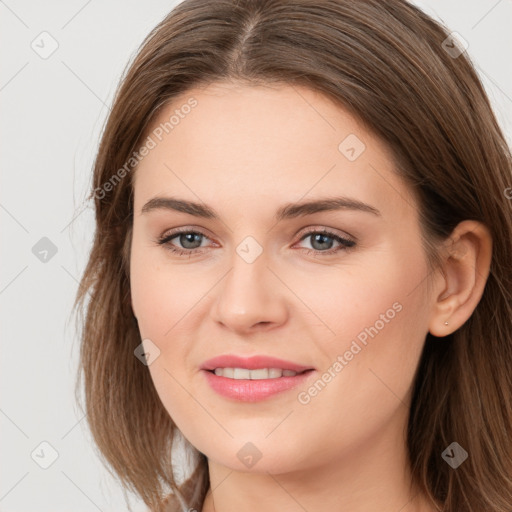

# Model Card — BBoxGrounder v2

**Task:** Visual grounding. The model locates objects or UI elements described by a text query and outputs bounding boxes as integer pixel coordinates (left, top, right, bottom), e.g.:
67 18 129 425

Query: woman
74 1 512 511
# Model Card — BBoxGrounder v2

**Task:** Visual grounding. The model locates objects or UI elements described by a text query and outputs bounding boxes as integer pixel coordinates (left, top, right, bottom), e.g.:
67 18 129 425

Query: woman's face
130 81 436 473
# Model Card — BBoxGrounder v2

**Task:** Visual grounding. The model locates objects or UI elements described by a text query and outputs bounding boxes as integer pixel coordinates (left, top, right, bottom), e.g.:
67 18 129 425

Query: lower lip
202 369 315 402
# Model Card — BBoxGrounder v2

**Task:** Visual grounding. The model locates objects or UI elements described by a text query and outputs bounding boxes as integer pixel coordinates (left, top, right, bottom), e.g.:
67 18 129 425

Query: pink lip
200 354 314 373
203 370 315 402
200 354 315 402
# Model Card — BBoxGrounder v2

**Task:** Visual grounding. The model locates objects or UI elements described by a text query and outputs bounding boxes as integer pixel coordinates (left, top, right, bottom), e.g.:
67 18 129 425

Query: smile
211 367 302 379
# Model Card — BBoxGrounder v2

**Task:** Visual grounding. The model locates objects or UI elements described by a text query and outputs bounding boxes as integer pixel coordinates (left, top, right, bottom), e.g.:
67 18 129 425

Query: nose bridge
211 234 287 330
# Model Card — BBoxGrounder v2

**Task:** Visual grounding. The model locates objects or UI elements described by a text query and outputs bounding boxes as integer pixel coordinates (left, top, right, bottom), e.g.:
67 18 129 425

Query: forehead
132 81 416 222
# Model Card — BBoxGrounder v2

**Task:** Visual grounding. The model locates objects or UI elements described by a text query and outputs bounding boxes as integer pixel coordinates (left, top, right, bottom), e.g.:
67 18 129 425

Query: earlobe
428 220 492 337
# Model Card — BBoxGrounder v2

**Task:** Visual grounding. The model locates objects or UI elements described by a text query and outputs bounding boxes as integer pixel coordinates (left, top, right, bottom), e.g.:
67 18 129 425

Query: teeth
213 367 299 379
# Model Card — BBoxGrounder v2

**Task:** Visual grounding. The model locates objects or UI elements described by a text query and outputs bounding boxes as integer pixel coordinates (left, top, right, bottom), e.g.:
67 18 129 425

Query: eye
157 229 212 257
295 228 356 256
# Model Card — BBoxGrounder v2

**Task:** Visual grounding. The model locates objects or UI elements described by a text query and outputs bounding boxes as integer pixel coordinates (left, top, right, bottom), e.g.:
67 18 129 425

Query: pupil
181 233 201 249
312 234 332 250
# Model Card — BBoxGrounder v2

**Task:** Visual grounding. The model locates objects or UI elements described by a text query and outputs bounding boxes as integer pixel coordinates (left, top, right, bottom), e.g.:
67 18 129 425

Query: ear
428 220 492 337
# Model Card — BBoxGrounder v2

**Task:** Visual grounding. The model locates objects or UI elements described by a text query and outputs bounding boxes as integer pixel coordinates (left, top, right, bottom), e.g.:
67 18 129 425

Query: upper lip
200 354 314 373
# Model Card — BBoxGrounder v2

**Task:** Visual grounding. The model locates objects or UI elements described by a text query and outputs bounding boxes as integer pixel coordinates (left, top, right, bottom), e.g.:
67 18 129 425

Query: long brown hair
74 1 512 510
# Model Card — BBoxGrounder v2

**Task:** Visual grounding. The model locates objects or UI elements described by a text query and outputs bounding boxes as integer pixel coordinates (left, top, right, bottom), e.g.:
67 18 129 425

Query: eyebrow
141 196 381 220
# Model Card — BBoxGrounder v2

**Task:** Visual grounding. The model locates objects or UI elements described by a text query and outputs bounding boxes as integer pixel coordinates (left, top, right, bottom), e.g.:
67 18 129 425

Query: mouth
200 354 314 373
200 355 316 402
206 367 312 379
202 368 315 402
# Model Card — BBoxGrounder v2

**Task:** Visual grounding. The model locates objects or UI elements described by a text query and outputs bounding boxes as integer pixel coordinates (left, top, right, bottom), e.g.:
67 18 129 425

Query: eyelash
156 227 356 258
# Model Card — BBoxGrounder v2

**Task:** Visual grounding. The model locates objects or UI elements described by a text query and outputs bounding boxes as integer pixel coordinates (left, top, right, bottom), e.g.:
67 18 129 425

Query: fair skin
130 81 492 512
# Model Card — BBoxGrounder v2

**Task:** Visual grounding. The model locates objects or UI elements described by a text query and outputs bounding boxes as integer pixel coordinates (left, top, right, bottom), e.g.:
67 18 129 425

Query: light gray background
1 1 511 511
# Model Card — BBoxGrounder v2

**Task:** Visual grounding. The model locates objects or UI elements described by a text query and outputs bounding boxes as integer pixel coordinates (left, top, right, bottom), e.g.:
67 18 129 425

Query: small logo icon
31 31 59 60
441 442 468 468
338 134 366 161
442 32 468 59
134 338 161 366
31 441 59 469
32 237 58 263
236 236 263 264
236 442 262 468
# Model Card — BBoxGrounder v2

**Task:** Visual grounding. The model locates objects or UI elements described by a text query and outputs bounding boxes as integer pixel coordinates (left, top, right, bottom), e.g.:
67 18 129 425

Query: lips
200 354 314 373
200 354 316 402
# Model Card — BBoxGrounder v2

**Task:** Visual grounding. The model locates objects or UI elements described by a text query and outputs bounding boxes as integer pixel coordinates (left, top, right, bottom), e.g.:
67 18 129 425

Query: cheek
130 236 203 339
299 241 429 382
296 246 428 345
130 241 203 427
283 252 430 455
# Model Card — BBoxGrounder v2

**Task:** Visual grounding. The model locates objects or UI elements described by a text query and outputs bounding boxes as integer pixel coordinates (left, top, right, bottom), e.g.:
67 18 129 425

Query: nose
210 247 288 334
